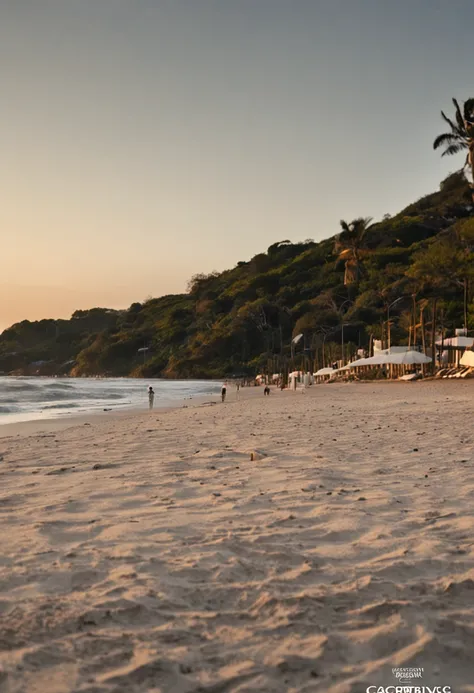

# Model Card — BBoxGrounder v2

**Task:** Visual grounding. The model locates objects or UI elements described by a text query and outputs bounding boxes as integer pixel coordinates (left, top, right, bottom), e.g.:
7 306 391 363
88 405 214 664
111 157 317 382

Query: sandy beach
1 381 474 692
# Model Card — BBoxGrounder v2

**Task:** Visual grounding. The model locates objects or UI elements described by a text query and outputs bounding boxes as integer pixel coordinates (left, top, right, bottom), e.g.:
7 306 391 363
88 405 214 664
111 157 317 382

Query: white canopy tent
349 350 431 368
436 336 474 349
348 356 377 368
349 353 388 368
314 367 335 376
460 350 474 367
387 351 431 365
436 336 473 367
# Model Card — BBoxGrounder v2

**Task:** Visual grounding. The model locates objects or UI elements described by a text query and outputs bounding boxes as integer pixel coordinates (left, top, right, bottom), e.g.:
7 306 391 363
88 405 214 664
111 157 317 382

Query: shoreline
0 376 466 439
0 384 267 438
0 391 224 438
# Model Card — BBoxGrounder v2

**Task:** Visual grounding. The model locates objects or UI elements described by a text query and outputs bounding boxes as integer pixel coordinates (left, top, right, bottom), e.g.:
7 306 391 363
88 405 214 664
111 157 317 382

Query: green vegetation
433 97 474 202
3 98 474 379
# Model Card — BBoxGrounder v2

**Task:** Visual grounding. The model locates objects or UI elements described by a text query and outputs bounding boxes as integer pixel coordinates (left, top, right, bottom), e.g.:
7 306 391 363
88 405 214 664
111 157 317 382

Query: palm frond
339 220 350 233
433 132 463 150
441 110 464 138
441 143 464 156
453 98 465 131
351 216 372 227
351 217 372 241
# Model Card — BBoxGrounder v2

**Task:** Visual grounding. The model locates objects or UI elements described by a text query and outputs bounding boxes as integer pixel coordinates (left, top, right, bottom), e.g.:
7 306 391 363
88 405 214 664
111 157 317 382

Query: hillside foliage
2 171 474 378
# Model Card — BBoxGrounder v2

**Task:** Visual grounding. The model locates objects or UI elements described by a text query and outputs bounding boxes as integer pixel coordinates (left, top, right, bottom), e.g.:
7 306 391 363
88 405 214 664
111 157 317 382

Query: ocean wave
2 383 41 392
42 403 81 410
46 391 125 402
0 376 219 424
0 391 126 404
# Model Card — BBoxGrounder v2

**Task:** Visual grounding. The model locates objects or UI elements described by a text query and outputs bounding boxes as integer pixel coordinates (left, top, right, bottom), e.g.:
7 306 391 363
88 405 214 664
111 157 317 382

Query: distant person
236 383 240 400
148 386 155 410
264 386 270 396
221 383 227 402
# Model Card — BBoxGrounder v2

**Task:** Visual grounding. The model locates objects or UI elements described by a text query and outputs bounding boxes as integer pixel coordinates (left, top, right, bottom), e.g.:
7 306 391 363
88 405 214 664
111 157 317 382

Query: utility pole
387 297 405 351
339 299 352 366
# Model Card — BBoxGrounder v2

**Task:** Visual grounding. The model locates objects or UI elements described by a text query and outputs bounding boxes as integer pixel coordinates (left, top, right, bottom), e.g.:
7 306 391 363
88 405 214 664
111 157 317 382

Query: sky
1 0 473 330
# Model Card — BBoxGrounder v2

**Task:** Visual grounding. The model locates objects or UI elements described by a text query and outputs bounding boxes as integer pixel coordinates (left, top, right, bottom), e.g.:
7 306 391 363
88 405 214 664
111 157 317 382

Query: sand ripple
1 381 474 691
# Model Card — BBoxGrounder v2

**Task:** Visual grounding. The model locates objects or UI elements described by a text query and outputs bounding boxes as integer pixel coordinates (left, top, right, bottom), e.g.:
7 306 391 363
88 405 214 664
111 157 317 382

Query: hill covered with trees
4 95 474 379
2 169 474 379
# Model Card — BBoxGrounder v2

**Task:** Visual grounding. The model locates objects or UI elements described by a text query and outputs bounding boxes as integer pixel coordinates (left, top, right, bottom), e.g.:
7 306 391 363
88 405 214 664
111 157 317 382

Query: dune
0 381 473 692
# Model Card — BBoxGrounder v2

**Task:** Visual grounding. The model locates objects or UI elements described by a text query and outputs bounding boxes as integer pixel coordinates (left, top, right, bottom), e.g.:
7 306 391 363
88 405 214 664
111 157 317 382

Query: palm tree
433 97 474 202
334 217 372 286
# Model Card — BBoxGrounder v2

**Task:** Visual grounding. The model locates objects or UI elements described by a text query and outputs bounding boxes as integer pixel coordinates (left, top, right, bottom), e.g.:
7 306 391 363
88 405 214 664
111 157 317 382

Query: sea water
0 377 221 425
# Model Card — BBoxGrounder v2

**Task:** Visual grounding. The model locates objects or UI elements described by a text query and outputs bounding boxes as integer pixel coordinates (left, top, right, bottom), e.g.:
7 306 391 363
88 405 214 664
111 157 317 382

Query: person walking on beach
148 386 155 410
221 383 227 403
264 385 270 396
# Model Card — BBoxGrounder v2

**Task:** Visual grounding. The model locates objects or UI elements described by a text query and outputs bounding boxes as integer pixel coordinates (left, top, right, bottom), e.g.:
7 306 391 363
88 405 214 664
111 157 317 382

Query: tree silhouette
433 97 474 202
334 217 373 286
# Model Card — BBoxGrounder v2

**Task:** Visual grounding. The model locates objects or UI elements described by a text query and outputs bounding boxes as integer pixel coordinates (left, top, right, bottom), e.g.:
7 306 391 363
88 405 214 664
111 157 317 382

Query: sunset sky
1 0 473 330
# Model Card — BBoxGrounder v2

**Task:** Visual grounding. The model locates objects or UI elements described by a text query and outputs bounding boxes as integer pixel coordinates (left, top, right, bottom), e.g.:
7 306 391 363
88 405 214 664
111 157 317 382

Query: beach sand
1 381 473 692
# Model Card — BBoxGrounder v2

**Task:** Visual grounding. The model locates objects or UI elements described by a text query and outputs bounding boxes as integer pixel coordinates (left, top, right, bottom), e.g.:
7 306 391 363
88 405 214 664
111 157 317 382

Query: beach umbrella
348 357 371 368
386 351 431 365
314 367 334 376
349 352 430 367
348 354 386 367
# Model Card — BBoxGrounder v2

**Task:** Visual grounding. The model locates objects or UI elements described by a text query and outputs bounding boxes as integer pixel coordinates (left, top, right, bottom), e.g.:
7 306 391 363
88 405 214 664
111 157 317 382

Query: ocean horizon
0 376 221 425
